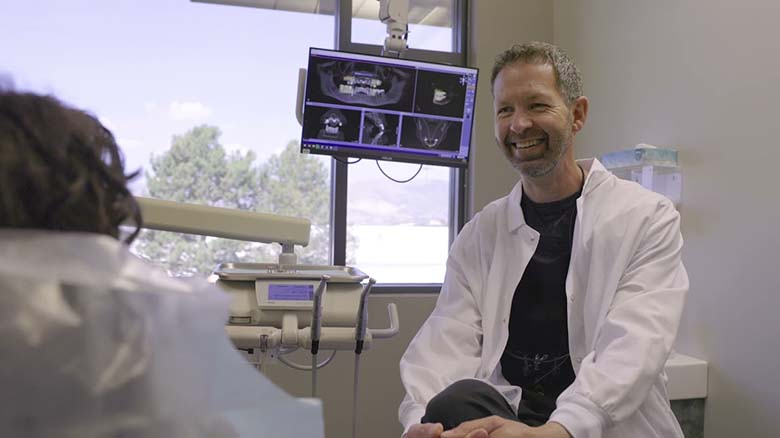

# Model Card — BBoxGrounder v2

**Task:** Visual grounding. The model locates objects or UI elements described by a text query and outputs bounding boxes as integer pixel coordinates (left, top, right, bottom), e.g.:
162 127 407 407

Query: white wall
467 0 553 215
554 1 780 435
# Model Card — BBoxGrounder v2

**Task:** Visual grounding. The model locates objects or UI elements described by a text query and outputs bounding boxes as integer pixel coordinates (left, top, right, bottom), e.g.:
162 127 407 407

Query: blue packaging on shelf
600 145 678 169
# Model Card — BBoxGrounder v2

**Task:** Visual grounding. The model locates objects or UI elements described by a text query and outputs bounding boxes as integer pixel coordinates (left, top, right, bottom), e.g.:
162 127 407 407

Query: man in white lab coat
0 88 323 438
400 42 688 438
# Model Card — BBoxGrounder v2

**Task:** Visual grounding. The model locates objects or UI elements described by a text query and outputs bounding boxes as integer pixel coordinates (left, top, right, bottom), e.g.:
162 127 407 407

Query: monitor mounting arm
378 0 409 57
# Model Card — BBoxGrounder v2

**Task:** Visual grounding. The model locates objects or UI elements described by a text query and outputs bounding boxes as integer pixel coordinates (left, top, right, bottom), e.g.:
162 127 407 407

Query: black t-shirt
500 184 581 420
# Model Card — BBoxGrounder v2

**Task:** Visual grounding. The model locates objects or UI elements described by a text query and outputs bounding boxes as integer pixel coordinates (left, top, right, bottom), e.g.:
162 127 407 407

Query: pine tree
133 125 335 276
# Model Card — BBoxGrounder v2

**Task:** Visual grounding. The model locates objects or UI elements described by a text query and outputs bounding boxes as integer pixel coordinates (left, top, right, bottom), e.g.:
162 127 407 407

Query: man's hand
439 417 571 438
406 422 444 438
440 416 523 438
437 416 508 438
524 422 571 438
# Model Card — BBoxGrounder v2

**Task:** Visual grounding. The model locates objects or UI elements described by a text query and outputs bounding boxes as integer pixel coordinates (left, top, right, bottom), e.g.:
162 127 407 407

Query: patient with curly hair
0 85 323 438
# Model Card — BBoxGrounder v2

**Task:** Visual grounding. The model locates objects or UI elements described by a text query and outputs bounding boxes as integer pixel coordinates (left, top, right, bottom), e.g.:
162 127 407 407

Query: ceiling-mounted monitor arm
378 0 409 57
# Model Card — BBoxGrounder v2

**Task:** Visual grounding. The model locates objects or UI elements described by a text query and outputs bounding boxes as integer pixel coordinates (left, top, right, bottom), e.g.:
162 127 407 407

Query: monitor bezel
300 47 479 169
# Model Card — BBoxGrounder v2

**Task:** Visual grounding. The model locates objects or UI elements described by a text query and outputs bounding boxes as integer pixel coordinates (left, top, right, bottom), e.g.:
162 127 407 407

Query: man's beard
515 110 574 176
510 130 572 178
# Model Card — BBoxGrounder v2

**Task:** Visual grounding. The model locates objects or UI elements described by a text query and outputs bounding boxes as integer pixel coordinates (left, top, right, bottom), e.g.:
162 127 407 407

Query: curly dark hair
0 87 142 243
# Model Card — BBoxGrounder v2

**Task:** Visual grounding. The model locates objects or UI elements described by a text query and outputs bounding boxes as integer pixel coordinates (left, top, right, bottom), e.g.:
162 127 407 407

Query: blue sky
0 0 453 192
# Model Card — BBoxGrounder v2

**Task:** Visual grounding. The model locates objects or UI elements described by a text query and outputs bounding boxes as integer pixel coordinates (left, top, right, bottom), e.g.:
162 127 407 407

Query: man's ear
571 96 589 134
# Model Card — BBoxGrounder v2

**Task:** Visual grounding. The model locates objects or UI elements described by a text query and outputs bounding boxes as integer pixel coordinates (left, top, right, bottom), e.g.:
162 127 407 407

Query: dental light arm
133 197 310 266
378 0 409 57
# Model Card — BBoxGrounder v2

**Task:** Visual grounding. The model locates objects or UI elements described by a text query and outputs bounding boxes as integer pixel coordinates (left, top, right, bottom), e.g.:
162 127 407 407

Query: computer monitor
300 48 478 168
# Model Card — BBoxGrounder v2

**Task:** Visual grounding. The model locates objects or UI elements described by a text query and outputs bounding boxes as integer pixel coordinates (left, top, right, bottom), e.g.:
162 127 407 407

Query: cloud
166 100 213 121
143 101 159 113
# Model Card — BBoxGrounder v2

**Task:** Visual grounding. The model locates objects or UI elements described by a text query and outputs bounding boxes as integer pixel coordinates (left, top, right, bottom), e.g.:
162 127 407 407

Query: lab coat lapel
482 180 539 375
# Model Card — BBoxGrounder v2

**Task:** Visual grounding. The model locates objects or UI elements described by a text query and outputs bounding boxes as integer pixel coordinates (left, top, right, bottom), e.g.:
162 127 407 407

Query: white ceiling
191 0 453 27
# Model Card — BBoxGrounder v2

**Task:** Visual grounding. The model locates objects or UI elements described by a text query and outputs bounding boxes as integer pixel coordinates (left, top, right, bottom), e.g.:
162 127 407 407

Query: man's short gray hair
490 41 583 105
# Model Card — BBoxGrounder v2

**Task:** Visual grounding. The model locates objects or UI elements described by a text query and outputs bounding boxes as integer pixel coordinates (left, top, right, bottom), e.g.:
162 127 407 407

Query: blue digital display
268 284 314 301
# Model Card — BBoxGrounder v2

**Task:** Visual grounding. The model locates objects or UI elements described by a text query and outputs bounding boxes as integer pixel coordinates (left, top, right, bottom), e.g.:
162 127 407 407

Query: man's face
492 62 580 178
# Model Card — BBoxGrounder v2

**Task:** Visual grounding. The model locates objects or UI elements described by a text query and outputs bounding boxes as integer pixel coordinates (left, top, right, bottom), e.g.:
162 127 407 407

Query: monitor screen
301 48 478 168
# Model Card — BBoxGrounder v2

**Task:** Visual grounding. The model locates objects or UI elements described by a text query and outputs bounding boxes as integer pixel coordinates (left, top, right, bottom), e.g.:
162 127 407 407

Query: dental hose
352 348 362 438
311 340 320 398
352 278 375 438
311 275 329 398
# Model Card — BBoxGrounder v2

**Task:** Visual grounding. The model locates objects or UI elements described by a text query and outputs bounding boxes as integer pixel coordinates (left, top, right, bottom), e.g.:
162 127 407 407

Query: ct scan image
360 111 399 146
399 115 462 152
302 106 362 143
413 70 468 118
307 57 415 112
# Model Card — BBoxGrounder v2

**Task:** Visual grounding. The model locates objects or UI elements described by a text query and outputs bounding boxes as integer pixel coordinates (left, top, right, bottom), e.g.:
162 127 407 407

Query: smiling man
399 42 688 438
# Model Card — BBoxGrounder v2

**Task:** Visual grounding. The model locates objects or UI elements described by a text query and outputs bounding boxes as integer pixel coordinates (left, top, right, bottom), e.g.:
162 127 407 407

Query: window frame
331 0 470 294
115 0 470 288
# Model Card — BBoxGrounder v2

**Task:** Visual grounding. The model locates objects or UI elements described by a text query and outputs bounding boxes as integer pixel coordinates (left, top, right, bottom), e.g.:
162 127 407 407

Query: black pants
421 379 549 431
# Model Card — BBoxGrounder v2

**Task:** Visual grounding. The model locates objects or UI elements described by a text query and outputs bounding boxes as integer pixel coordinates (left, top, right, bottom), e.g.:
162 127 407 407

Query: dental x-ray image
361 111 399 146
413 70 468 118
307 57 415 112
302 105 362 143
399 116 462 152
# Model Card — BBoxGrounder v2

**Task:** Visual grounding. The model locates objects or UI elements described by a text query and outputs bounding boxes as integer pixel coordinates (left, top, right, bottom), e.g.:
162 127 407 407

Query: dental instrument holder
215 262 399 360
131 197 400 435
136 195 401 434
310 275 329 397
355 278 376 354
216 263 399 438
351 278 375 438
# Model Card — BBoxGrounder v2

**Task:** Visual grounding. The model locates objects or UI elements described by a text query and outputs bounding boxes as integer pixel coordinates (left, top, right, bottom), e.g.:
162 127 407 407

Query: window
340 0 467 287
347 161 450 283
1 0 468 286
351 0 456 52
2 0 335 275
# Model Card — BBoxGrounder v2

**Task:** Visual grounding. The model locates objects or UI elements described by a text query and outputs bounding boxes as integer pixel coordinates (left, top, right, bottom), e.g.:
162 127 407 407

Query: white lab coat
399 159 688 438
0 230 323 438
